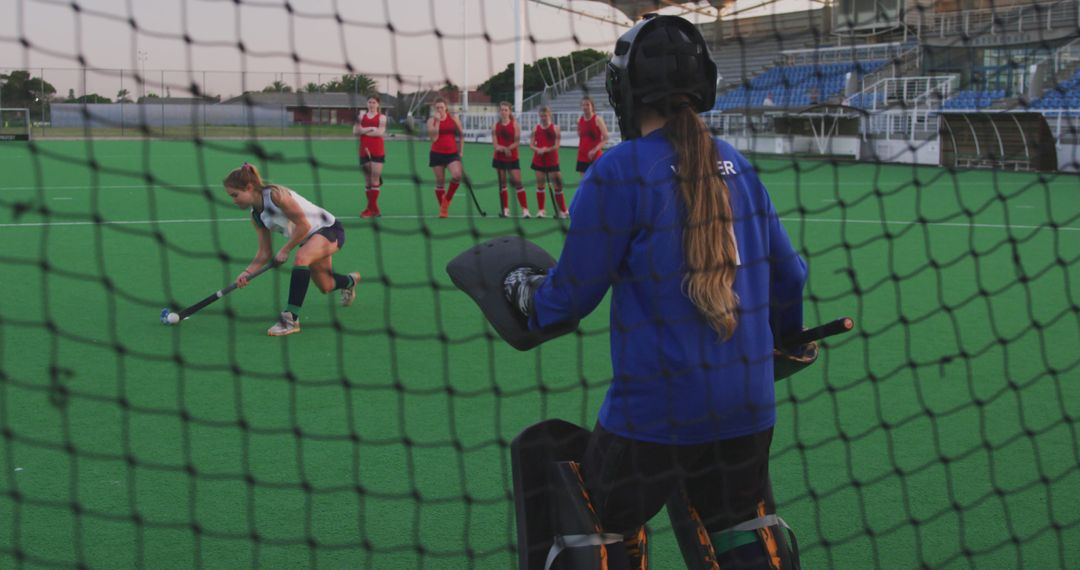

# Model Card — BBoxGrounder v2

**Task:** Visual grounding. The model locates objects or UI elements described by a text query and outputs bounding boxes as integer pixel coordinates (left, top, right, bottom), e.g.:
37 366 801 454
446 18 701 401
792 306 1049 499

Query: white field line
0 180 1056 192
0 215 1077 232
0 181 414 191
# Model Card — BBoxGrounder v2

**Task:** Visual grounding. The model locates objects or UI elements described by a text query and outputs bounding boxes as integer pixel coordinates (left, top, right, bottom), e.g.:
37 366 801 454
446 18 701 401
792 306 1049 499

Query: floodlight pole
137 50 149 99
462 0 469 113
513 0 524 113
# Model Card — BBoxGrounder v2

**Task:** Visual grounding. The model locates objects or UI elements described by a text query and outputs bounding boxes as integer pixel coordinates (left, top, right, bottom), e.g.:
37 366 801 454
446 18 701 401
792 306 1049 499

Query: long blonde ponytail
665 102 739 340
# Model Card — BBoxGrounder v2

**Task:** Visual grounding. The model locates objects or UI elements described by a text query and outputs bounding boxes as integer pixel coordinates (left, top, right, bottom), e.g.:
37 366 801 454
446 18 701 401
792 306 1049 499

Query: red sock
536 189 546 211
554 190 567 212
370 187 380 210
435 186 445 205
446 181 460 202
364 188 372 210
500 187 509 210
516 188 528 209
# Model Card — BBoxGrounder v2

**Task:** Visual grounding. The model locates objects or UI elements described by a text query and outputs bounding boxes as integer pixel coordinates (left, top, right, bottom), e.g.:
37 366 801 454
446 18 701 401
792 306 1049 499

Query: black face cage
604 15 717 141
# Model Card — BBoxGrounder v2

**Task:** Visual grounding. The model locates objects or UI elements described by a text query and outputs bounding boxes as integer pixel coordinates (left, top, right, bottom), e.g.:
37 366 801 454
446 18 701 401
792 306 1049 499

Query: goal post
0 108 32 141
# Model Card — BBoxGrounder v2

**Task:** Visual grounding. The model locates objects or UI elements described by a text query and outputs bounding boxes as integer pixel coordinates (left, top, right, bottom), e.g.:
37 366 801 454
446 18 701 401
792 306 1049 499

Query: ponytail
223 162 267 190
665 101 740 340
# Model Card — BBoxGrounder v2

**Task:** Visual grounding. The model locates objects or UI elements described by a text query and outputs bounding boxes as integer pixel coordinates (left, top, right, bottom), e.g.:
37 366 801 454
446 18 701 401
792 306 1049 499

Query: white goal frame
0 108 32 141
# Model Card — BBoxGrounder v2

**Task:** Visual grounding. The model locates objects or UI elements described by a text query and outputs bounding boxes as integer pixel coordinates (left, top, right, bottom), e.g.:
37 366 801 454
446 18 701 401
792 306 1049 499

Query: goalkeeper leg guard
668 492 800 570
544 461 631 569
511 420 647 570
710 512 800 570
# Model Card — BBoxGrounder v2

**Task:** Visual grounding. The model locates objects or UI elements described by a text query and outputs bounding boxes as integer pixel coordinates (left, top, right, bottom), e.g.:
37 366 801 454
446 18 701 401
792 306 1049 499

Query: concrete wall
864 138 941 165
1057 143 1080 172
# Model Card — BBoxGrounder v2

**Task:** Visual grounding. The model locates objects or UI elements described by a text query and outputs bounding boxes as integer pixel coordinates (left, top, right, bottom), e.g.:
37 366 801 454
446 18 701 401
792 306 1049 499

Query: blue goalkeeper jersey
530 128 807 445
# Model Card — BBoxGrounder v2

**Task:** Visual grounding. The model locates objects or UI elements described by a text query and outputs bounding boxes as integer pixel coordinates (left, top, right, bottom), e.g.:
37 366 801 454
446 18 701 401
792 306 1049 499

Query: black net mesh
1 0 1079 568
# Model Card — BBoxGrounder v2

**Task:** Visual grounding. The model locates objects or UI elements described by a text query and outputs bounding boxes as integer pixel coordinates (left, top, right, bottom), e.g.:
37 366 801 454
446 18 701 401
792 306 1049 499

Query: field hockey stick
160 263 274 325
461 173 488 217
545 178 560 222
779 317 854 349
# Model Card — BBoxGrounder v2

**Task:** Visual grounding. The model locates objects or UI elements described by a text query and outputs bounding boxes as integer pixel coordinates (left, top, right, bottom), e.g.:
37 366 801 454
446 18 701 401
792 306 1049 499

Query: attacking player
575 96 609 174
427 97 465 219
224 163 360 336
354 95 387 218
528 106 569 219
491 101 529 218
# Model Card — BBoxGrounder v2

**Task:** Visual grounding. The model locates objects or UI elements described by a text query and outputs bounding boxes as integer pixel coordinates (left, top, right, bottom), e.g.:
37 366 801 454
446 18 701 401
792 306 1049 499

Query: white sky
0 0 814 99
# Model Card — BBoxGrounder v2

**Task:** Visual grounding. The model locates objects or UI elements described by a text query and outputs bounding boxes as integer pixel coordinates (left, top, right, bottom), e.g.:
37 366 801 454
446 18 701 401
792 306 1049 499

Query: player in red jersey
491 102 530 218
427 97 465 219
576 96 609 174
353 95 387 218
529 106 568 219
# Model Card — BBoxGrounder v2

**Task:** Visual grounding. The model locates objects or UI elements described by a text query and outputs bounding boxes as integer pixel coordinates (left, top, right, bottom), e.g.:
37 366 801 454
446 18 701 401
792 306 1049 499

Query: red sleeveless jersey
494 118 518 161
577 114 603 163
359 112 385 158
531 123 559 168
431 115 459 154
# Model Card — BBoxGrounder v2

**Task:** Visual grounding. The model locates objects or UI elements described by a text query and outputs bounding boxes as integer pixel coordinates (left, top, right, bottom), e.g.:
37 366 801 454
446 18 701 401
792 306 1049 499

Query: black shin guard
332 272 352 291
286 266 311 316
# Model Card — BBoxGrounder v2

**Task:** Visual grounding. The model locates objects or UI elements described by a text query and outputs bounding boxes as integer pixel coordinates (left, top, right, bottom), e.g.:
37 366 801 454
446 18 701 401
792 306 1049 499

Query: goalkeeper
503 15 807 568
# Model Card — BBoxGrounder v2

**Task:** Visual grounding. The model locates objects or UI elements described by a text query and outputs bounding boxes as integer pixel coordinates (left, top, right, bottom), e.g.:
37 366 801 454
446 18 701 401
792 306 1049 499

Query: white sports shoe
341 272 361 307
536 209 547 218
267 311 301 336
521 209 532 218
557 210 569 219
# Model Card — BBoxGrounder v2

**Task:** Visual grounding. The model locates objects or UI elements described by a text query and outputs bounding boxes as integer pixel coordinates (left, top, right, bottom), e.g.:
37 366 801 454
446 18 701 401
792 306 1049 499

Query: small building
437 89 496 114
221 92 396 125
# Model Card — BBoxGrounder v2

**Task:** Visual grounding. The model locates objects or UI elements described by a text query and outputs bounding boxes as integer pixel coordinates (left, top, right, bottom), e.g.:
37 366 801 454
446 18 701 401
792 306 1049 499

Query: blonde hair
499 101 514 120
665 100 739 339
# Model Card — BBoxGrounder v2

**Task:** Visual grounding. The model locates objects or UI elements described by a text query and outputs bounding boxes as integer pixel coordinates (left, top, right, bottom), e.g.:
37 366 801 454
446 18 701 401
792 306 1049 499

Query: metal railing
855 42 924 91
849 76 957 111
699 112 775 138
781 42 910 65
905 0 1078 37
460 110 620 143
1012 37 1080 100
1043 109 1080 142
864 108 940 140
521 58 608 111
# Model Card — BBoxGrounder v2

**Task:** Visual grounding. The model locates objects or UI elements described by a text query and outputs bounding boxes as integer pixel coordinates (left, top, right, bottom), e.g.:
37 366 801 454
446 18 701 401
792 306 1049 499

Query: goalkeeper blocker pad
446 236 579 351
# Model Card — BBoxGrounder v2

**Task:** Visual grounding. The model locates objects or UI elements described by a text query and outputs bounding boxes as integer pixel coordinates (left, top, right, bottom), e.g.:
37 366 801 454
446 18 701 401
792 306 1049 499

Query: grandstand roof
604 0 729 20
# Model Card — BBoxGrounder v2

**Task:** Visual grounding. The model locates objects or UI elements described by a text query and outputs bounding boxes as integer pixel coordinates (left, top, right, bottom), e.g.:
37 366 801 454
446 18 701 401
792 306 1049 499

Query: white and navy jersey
251 186 335 239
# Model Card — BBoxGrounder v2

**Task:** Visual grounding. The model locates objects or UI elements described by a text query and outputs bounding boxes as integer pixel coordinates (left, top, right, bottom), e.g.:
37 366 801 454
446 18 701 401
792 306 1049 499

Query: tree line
2 49 609 116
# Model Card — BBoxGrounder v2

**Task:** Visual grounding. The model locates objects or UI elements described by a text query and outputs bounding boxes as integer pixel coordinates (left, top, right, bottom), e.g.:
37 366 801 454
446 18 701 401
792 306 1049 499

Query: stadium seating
941 89 1007 110
712 61 888 110
1026 69 1080 110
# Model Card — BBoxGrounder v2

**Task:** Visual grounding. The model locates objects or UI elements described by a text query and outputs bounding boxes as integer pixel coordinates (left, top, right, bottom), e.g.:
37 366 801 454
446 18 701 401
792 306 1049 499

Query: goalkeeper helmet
606 14 718 140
